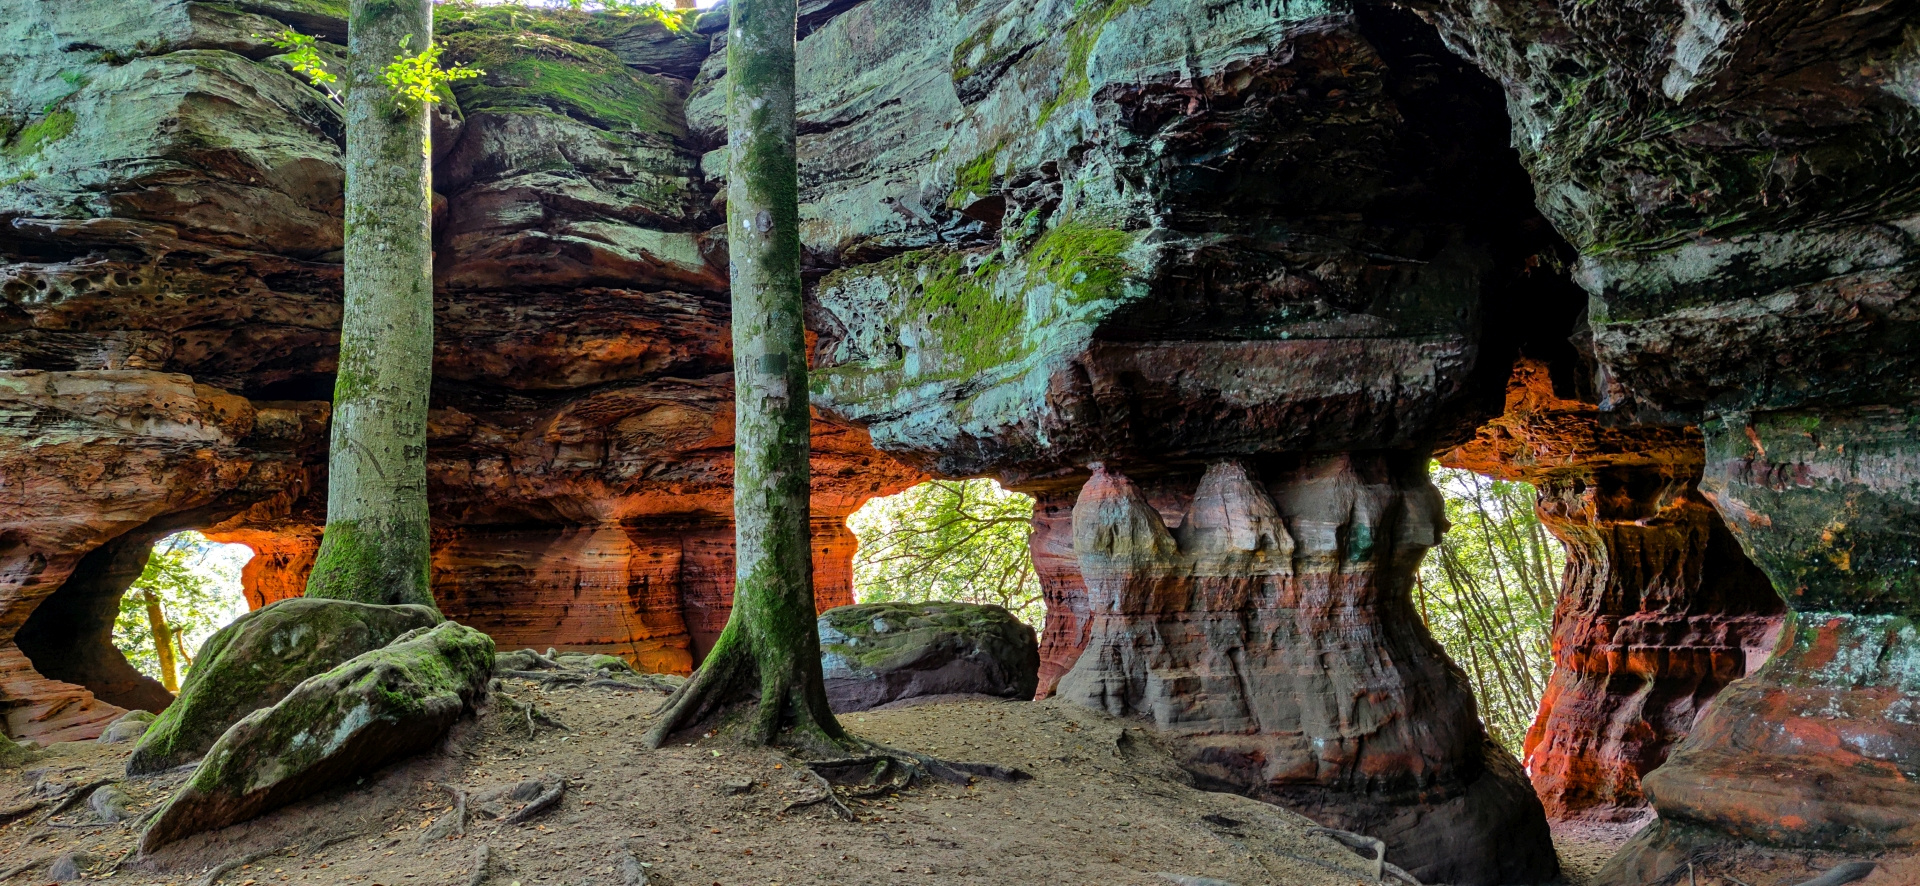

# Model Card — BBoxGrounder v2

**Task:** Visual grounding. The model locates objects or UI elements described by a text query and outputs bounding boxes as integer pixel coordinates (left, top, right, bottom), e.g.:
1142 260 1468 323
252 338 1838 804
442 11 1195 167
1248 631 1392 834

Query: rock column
1523 470 1782 819
1053 455 1557 886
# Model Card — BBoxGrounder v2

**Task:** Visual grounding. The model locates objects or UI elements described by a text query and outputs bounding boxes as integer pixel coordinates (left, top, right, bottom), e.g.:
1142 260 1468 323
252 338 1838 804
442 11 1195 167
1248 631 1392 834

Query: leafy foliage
848 480 1043 629
1416 467 1561 757
113 532 251 687
265 29 343 106
382 34 484 106
264 28 483 109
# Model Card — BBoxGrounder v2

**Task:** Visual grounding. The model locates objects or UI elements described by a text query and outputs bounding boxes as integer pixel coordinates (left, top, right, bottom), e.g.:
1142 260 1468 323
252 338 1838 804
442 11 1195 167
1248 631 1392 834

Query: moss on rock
817 601 1039 711
443 30 688 141
127 597 441 775
139 621 494 853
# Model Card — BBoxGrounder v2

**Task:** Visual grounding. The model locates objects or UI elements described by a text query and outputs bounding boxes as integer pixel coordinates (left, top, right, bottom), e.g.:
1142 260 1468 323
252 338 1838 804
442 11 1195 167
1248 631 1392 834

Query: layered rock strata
1441 360 1784 821
0 0 918 743
751 0 1570 877
1406 0 1920 868
1053 458 1555 885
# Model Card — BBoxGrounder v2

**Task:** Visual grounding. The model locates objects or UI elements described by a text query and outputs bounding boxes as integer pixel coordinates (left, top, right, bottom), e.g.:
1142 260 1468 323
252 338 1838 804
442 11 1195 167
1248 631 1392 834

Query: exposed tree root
197 845 288 886
497 693 566 740
463 843 491 886
502 776 565 825
780 767 856 821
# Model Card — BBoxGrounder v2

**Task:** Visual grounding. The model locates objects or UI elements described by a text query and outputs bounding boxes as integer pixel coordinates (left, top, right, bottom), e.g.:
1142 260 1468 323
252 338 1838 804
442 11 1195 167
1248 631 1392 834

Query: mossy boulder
818 601 1039 712
0 734 35 769
127 598 441 775
97 710 156 745
139 621 494 853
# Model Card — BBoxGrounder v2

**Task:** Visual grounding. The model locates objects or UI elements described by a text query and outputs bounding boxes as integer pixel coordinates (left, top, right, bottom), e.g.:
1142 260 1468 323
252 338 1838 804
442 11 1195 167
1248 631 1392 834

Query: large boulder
127 597 441 774
139 620 494 853
818 601 1039 711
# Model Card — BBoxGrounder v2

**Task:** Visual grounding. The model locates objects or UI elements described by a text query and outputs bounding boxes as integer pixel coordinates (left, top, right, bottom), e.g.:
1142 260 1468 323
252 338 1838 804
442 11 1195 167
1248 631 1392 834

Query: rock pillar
1442 359 1785 820
1053 455 1557 886
1523 471 1783 819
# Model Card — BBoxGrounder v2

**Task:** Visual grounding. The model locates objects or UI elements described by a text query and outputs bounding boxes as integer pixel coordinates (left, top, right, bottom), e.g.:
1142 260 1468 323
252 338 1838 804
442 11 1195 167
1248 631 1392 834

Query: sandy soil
1552 816 1649 886
0 678 1393 886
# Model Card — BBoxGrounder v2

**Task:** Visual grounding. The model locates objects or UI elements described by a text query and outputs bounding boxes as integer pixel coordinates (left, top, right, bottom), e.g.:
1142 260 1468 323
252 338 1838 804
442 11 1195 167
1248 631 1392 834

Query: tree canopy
848 479 1042 629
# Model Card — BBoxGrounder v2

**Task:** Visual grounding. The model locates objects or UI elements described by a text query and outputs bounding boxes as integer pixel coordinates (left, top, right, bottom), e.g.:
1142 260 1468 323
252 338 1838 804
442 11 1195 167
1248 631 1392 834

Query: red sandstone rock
1441 360 1785 822
1049 457 1558 886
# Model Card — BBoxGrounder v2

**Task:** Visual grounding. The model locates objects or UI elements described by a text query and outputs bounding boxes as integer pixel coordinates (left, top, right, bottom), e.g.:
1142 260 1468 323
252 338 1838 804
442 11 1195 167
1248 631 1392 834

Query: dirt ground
0 679 1394 886
6 677 1917 886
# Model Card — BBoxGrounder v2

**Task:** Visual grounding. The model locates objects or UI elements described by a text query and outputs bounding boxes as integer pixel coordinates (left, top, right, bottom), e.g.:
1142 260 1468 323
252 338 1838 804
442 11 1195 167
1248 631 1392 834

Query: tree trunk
304 0 437 609
644 0 845 750
143 589 180 693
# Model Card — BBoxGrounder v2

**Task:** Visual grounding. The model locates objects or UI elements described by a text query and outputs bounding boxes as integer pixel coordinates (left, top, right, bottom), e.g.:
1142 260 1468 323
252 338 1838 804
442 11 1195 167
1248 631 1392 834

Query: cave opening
17 529 253 714
109 531 253 696
846 478 1043 631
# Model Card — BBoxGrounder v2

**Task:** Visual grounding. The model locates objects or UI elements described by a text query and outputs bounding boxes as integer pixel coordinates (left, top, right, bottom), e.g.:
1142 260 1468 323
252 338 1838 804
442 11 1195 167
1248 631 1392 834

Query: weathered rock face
817 600 1039 711
0 0 919 743
762 0 1566 877
1441 360 1785 821
1405 0 1920 867
770 0 1564 479
1050 457 1554 885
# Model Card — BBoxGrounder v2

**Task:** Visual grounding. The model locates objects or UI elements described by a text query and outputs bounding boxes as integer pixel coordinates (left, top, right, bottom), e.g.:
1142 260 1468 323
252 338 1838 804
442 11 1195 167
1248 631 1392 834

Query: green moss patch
444 31 687 139
2 110 76 160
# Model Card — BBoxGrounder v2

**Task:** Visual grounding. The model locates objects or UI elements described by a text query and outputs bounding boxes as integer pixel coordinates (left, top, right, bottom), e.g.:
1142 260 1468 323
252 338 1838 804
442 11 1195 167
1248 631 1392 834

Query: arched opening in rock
16 529 253 714
109 531 253 695
846 479 1043 630
1416 465 1561 757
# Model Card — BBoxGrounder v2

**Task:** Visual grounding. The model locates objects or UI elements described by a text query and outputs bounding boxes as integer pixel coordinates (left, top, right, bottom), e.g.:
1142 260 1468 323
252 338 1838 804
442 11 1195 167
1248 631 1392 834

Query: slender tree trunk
142 590 180 693
645 0 845 750
305 0 437 609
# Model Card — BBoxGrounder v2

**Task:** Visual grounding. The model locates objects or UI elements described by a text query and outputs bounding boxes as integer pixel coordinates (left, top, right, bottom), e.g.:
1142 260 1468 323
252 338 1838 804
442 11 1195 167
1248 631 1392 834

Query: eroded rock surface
1441 360 1784 821
818 601 1039 711
1405 0 1920 868
1051 458 1555 885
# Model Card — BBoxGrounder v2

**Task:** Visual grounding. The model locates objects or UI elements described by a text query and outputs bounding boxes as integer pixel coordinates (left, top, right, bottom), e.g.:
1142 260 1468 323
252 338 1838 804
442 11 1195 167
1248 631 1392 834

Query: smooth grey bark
644 0 845 749
304 0 436 609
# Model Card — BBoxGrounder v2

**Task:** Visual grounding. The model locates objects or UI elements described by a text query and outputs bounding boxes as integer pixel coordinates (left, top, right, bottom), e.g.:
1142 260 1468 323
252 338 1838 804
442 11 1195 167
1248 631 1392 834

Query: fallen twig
1794 862 1877 886
0 856 44 882
1308 826 1421 885
419 784 468 843
502 777 564 825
